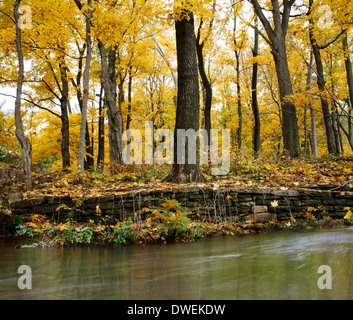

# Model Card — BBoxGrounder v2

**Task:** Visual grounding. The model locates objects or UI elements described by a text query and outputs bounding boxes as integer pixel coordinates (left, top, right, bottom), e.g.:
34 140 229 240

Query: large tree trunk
14 0 32 191
271 41 301 157
164 10 205 184
98 43 124 166
251 16 261 157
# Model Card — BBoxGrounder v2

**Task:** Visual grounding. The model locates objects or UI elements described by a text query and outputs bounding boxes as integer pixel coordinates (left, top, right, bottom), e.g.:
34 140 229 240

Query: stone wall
10 186 353 224
0 168 25 185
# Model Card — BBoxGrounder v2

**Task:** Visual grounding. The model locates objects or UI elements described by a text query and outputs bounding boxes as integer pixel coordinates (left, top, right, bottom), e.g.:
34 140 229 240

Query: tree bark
342 32 353 145
196 19 212 150
97 86 105 169
305 51 318 158
77 0 93 173
59 63 71 169
250 0 301 157
98 43 124 167
164 10 205 183
251 16 261 157
308 3 338 155
14 0 32 191
235 50 242 152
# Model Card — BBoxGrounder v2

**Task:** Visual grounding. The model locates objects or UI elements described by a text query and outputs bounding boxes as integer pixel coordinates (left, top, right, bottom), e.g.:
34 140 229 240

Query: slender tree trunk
331 105 342 154
342 32 353 141
126 67 133 131
164 10 205 183
337 108 353 151
151 34 178 108
78 0 93 173
125 68 133 162
97 86 105 169
310 44 338 155
251 16 261 157
306 51 318 158
59 64 71 169
235 51 242 152
304 52 313 155
310 107 319 158
72 44 93 169
251 0 301 157
14 0 32 191
196 20 212 149
309 0 338 155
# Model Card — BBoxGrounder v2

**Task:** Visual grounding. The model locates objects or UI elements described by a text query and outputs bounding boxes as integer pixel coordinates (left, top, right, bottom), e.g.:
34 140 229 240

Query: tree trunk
309 0 338 155
77 0 93 173
59 63 71 169
235 51 242 153
272 42 301 157
196 20 212 150
72 44 93 169
98 43 124 167
251 0 301 157
342 32 353 144
164 10 205 184
14 0 32 191
126 67 133 131
310 44 338 154
337 109 353 151
251 16 261 157
305 51 318 158
97 86 105 169
310 107 319 158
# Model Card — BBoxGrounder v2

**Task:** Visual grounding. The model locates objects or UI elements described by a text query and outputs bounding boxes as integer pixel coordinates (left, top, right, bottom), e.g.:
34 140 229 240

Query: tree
251 15 261 157
164 7 205 183
308 0 338 155
14 0 32 191
250 0 301 157
76 0 93 173
196 3 215 153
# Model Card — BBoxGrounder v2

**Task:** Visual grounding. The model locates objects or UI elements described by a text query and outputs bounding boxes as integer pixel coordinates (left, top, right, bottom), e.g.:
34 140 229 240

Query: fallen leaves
344 207 352 220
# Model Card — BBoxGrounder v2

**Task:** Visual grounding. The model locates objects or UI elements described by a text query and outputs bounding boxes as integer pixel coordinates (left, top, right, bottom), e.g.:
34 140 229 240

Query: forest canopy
1 0 353 189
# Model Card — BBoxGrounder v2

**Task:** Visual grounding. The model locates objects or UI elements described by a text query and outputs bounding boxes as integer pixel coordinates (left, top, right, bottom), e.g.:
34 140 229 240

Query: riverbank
3 208 350 248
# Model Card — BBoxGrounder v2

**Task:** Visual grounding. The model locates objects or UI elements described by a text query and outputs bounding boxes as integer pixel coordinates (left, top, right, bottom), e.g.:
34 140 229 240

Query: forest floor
22 154 353 198
1 155 353 247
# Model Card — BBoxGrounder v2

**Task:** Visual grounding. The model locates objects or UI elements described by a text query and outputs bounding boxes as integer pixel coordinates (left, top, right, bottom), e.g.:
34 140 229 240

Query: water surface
1 228 353 300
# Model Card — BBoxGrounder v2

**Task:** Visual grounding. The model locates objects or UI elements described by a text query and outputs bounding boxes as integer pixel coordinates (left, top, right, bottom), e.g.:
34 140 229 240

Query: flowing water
1 227 353 300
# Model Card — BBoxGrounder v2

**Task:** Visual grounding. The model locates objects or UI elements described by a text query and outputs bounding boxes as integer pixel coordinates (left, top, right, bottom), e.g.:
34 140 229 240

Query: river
1 227 353 300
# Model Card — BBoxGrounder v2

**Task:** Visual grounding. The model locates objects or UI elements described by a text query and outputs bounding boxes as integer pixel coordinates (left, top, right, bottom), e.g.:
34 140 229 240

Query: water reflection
1 228 353 300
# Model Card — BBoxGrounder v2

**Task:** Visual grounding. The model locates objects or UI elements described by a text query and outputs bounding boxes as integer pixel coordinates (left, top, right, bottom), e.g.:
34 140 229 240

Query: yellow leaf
344 211 352 220
271 201 279 208
225 195 232 200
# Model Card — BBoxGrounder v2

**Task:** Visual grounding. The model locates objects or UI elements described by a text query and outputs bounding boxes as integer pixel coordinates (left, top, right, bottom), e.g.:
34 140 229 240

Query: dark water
1 227 353 300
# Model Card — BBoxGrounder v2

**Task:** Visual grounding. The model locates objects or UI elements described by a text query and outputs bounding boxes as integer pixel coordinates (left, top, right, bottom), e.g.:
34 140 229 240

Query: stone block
244 212 275 223
33 205 53 214
252 206 268 214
